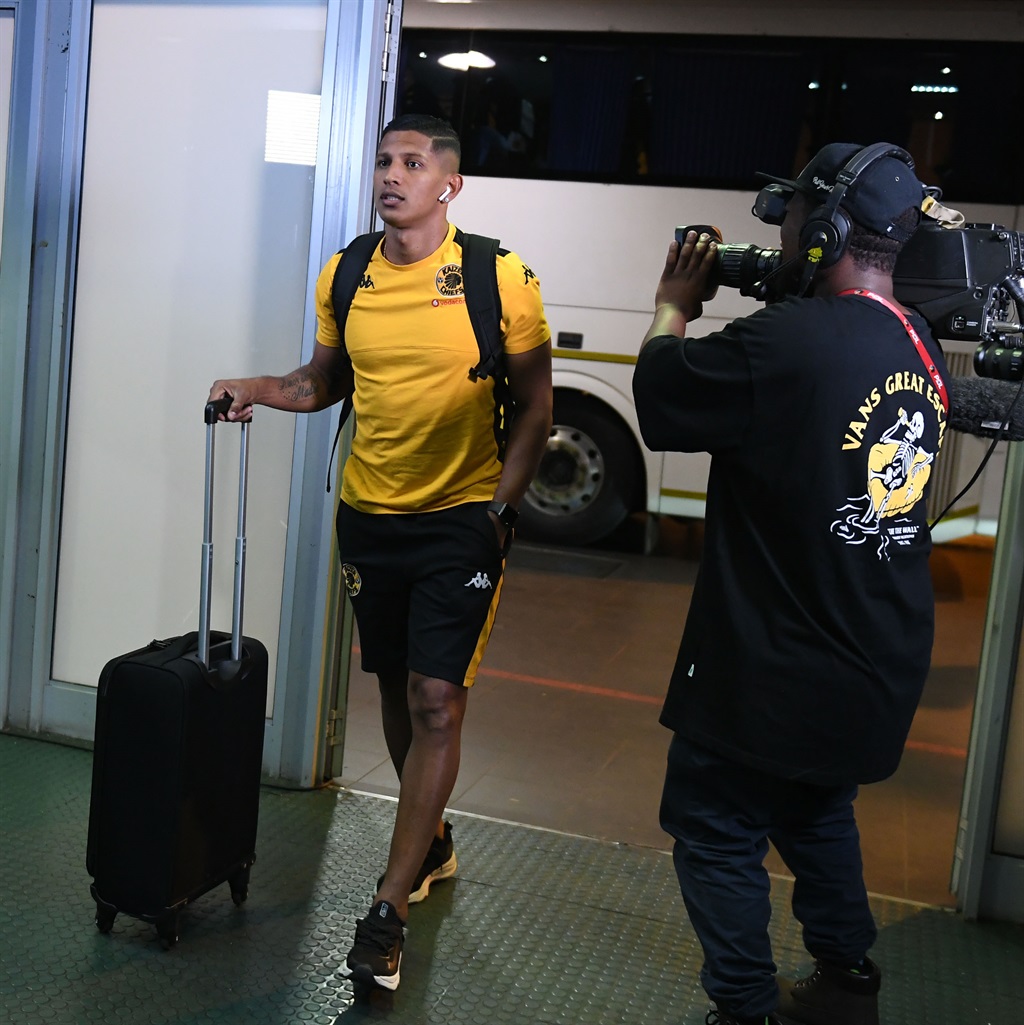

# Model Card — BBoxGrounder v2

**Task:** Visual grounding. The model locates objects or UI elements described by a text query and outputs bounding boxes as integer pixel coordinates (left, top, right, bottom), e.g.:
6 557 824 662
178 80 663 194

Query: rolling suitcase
86 398 269 947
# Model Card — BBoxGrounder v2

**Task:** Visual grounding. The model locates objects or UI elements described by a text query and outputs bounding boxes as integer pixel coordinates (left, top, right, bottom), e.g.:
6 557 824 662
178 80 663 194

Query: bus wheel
519 395 640 546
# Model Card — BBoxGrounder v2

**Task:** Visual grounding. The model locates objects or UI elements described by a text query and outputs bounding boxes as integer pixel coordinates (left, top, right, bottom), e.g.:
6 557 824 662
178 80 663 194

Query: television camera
676 222 1024 381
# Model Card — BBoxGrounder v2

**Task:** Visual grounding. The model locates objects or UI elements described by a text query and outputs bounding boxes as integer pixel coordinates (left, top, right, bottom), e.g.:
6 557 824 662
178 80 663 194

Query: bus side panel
458 177 776 322
459 177 1020 540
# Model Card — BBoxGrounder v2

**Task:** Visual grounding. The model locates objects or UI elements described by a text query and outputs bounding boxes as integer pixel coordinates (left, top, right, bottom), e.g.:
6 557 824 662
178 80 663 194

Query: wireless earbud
438 185 452 203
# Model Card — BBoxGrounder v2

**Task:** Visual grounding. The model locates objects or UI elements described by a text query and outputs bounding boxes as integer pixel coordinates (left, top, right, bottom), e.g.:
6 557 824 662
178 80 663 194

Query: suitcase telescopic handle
199 397 249 668
204 396 232 424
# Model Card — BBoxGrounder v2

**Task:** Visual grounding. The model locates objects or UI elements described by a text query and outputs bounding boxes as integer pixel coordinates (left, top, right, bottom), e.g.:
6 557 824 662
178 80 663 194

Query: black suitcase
86 399 269 946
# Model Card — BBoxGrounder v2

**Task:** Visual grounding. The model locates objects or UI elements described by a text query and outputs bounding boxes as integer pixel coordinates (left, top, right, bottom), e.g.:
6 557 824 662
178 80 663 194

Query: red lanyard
839 288 949 413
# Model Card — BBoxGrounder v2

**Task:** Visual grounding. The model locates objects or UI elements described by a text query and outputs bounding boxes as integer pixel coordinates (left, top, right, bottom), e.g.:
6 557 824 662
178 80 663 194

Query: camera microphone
948 376 1024 441
931 374 1024 528
753 243 820 299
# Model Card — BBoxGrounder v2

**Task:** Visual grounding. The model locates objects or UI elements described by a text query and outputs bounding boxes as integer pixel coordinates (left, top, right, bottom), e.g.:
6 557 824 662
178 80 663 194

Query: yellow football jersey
315 224 550 513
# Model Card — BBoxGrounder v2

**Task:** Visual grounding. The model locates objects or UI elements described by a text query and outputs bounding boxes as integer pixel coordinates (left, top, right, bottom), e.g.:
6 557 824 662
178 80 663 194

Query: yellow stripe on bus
660 488 708 501
552 349 638 365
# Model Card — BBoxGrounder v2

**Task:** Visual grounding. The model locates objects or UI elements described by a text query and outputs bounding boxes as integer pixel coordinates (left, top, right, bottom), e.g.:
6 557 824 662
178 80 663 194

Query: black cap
756 142 926 242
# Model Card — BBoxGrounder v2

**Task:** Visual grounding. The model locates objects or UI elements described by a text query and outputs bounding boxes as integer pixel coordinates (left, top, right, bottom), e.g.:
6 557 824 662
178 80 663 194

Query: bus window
397 21 1024 546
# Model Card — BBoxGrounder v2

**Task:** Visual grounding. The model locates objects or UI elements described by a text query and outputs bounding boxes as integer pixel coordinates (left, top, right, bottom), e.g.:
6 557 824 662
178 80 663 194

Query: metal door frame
953 441 1024 921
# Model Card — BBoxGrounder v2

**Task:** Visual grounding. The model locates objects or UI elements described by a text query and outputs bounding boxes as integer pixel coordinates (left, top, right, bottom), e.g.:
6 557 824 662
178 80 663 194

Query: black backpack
326 229 511 491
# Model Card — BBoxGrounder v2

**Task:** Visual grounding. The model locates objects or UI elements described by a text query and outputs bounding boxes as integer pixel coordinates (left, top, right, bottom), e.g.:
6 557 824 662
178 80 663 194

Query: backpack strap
457 230 513 460
325 231 383 492
457 230 503 383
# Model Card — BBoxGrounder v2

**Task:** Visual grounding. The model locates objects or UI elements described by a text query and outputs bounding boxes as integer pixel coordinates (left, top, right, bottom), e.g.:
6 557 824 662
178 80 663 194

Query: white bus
401 0 1024 545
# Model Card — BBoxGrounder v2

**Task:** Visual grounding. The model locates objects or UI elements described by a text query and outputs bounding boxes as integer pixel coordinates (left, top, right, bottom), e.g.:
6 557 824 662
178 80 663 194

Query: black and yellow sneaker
377 821 458 905
346 900 405 991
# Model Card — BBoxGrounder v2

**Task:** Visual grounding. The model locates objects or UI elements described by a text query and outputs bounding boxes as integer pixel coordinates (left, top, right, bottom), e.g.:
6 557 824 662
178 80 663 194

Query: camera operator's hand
657 230 718 319
642 231 718 348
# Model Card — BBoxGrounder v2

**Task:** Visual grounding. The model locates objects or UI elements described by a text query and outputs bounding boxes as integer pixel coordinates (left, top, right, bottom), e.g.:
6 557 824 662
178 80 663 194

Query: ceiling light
438 50 495 71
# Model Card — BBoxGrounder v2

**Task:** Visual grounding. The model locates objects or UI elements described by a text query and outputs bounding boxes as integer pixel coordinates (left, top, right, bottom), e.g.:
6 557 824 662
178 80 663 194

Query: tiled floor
4 733 1024 1025
1 523 1014 1025
340 522 988 909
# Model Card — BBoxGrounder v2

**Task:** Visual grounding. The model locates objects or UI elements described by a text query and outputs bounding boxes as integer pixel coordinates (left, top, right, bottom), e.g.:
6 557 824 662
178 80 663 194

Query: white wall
51 1 328 710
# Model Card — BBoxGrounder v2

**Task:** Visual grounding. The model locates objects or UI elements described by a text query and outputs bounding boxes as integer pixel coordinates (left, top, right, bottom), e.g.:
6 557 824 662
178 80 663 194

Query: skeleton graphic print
832 381 944 559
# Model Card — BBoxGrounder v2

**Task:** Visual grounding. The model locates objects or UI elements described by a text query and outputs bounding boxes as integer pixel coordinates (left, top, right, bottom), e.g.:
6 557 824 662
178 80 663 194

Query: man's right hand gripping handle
207 378 263 422
208 348 353 421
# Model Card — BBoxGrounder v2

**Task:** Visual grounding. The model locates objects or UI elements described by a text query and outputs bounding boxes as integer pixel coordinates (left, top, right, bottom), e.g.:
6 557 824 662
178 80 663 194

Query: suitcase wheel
94 905 117 934
156 913 179 949
229 863 252 907
92 890 118 934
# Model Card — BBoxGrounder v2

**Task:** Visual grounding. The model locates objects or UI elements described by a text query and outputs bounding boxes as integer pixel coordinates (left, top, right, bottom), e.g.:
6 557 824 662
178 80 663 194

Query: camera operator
632 143 947 1025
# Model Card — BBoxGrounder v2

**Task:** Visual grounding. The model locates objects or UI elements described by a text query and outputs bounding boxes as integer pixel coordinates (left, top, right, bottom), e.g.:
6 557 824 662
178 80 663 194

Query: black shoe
346 900 405 991
377 822 457 904
776 957 881 1025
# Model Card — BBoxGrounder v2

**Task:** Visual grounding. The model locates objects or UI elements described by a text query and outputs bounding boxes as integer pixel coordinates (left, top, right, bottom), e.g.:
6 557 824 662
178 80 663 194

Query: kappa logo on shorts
341 563 362 597
464 571 493 590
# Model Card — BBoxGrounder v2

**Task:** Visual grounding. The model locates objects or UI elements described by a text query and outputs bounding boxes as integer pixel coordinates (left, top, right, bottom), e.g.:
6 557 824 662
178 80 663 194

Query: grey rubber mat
1 734 1021 1024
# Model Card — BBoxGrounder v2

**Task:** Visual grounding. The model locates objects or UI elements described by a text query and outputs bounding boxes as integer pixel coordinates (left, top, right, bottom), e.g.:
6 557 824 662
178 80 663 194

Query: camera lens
974 341 1024 381
674 226 784 300
714 244 784 300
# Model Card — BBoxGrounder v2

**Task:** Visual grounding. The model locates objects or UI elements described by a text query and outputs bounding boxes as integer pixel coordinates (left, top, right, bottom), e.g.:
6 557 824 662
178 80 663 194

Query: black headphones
798 142 915 268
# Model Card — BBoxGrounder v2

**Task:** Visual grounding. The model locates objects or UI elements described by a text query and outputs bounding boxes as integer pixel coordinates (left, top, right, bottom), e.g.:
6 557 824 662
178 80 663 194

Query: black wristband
487 501 519 529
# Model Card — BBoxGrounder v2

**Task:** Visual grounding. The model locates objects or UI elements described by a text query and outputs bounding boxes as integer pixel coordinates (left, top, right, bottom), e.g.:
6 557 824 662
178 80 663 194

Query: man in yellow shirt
209 114 552 991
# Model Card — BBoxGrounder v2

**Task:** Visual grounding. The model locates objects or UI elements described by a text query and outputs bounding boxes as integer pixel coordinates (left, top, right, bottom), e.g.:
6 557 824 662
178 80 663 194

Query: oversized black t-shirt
633 294 948 785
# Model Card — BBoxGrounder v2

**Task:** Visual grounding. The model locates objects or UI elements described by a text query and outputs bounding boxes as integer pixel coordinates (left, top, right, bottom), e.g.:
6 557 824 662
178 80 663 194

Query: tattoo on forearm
280 368 319 403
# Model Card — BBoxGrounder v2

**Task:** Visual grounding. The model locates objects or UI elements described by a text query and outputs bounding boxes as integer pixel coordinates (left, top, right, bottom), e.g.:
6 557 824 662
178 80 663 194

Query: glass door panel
52 0 328 715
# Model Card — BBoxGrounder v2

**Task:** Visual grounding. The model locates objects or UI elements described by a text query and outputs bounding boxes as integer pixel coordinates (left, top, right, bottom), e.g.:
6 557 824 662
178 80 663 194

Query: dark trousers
660 734 878 1019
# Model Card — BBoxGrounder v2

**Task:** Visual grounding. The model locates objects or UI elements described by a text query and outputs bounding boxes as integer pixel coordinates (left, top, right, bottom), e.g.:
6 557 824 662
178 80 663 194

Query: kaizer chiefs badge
436 263 464 297
341 563 362 597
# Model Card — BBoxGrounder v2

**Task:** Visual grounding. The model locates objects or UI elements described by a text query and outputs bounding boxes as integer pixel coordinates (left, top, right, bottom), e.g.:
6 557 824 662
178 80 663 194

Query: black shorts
336 500 505 687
